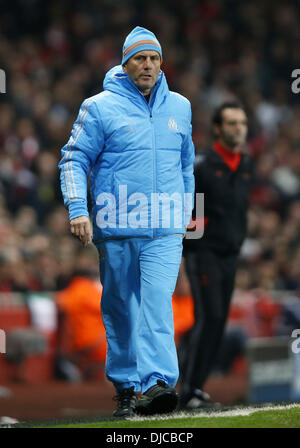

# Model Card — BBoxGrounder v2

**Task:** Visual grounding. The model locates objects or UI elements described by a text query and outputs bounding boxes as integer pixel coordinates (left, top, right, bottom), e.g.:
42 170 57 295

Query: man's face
123 50 161 96
214 108 248 151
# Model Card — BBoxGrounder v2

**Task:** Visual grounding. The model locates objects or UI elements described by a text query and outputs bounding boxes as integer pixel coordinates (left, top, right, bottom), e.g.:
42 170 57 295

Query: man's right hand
70 216 92 246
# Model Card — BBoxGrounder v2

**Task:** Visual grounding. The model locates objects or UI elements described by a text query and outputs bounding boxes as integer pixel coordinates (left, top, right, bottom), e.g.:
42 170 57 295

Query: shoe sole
113 410 136 418
184 402 222 411
136 391 178 416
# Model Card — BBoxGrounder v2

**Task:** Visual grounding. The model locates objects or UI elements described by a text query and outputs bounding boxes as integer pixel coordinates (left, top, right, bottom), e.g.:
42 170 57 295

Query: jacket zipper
131 84 157 238
150 112 156 238
147 91 156 238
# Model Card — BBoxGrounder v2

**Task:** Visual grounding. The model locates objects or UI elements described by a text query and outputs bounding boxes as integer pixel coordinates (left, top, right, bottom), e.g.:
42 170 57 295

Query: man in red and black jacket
180 101 253 409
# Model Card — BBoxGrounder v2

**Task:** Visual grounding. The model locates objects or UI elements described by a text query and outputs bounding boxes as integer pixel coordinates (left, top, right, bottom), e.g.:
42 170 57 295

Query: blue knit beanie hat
122 26 162 65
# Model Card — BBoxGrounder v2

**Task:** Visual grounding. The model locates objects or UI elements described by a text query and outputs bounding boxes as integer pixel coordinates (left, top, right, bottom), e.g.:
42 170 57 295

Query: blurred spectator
172 260 194 345
55 246 105 381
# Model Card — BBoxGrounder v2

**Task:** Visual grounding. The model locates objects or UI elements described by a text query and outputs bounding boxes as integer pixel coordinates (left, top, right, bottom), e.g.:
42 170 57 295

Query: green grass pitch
17 404 300 428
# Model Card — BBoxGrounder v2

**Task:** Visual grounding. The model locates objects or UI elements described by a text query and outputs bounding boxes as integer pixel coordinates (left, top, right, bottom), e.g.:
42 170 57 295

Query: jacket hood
103 64 169 108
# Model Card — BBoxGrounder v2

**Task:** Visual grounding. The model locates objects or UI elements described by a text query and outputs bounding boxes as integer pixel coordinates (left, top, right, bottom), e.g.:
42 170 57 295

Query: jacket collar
213 141 241 171
103 65 169 109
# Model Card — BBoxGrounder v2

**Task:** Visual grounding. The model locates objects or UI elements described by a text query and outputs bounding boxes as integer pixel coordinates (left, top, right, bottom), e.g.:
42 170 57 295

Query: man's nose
235 123 244 131
143 57 153 69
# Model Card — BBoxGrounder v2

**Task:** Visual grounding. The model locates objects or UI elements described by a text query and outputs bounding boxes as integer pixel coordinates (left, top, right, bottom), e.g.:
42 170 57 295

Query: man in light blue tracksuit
59 26 195 417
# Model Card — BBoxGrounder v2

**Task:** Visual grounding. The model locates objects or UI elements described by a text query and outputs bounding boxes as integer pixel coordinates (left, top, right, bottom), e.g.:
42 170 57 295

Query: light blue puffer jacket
59 65 195 243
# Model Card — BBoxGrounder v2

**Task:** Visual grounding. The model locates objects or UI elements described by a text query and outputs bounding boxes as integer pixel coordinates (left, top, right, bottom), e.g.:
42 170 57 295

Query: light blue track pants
97 235 183 393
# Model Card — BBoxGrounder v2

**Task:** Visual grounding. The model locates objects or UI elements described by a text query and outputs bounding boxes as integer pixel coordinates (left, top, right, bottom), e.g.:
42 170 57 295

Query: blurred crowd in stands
0 0 300 299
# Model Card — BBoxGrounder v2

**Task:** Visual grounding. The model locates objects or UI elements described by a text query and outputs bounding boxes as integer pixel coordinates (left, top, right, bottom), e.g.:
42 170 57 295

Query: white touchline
129 403 300 422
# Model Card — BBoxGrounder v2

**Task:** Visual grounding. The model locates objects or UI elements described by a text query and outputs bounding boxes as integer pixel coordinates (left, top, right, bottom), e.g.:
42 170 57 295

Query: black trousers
179 249 238 394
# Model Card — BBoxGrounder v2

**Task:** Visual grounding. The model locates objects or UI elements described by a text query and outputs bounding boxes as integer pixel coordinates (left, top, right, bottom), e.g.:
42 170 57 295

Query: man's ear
213 124 220 138
123 64 127 73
